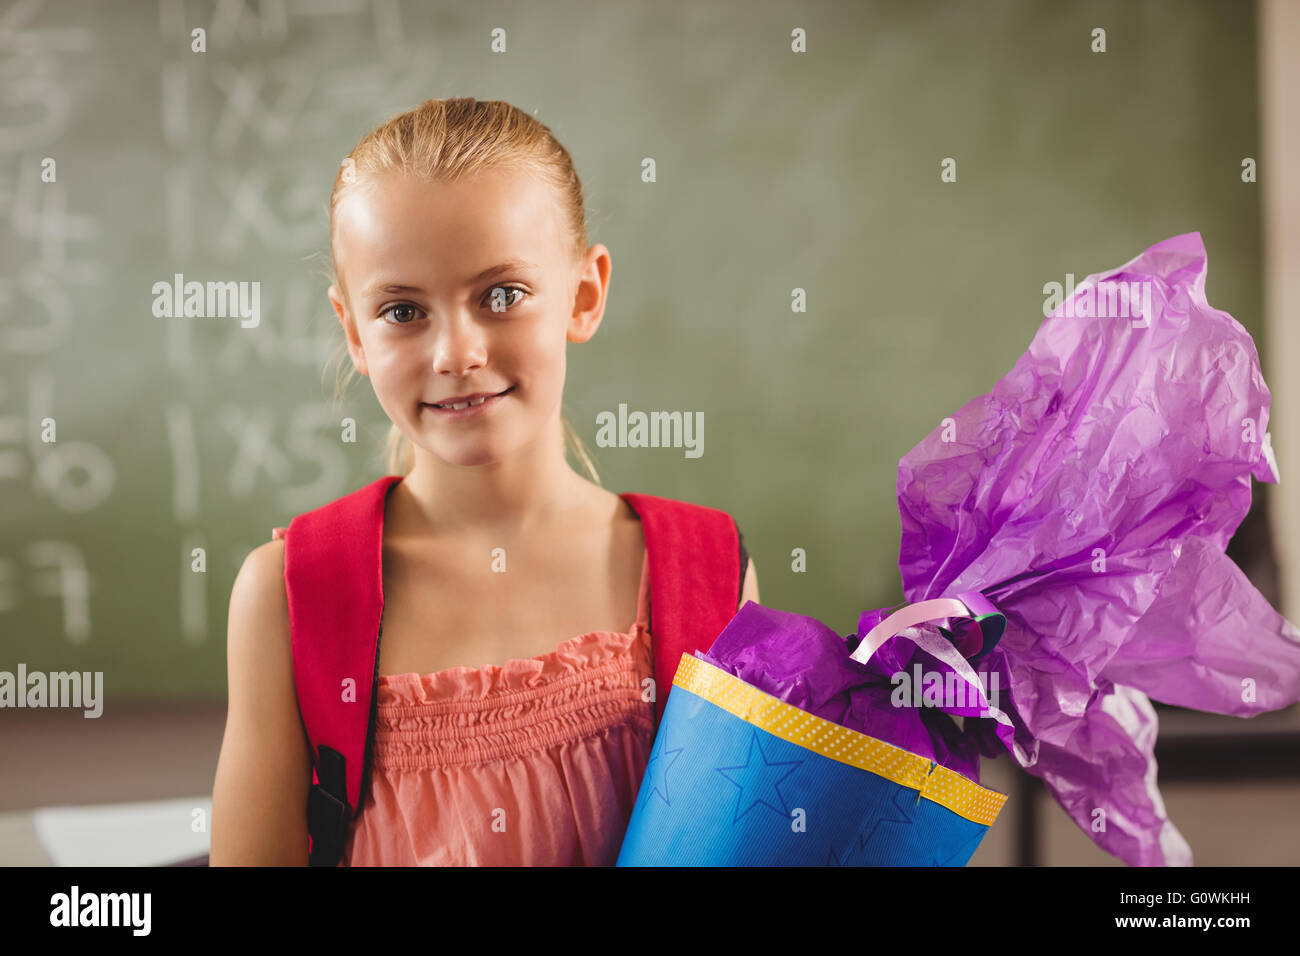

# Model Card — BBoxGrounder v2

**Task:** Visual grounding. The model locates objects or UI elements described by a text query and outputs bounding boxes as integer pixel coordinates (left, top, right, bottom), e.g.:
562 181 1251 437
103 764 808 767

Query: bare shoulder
224 539 293 672
224 537 294 722
231 538 287 615
600 486 646 566
584 483 639 534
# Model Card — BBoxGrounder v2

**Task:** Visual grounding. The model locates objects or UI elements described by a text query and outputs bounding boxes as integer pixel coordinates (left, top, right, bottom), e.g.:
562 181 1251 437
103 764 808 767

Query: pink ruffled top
338 550 656 866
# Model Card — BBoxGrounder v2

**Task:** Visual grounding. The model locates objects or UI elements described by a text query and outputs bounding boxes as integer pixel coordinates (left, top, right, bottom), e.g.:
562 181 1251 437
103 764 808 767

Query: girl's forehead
342 167 553 223
336 167 567 264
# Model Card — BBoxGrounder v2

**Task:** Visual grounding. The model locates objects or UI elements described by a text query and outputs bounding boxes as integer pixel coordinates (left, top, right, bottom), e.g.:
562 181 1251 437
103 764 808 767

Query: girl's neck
393 428 594 540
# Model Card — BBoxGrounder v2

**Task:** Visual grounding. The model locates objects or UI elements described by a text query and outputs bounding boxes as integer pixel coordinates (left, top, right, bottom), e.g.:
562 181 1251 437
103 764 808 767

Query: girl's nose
431 312 488 375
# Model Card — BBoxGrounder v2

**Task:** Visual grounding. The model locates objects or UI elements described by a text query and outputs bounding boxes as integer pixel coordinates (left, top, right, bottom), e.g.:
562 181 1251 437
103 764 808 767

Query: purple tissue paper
702 232 1300 867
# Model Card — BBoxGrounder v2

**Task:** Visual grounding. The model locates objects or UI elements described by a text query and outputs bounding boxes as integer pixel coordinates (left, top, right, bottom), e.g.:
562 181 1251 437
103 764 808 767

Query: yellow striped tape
673 653 1007 827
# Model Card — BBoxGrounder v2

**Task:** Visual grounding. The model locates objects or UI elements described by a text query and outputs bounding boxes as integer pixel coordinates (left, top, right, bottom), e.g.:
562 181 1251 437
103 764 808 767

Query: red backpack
278 474 748 866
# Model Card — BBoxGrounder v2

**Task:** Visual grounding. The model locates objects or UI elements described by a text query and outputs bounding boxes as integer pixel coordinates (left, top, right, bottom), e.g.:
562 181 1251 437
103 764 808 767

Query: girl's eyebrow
361 259 539 298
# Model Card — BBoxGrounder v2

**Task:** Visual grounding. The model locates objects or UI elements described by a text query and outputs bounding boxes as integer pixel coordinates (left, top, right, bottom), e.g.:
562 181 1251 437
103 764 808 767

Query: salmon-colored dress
339 551 656 866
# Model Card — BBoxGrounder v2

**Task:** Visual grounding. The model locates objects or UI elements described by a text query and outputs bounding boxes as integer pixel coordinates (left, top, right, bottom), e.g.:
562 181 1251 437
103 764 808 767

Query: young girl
210 97 759 866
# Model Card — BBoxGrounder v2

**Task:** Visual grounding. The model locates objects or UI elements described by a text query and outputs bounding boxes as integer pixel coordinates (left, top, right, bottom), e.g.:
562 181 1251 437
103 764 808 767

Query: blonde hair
325 96 600 483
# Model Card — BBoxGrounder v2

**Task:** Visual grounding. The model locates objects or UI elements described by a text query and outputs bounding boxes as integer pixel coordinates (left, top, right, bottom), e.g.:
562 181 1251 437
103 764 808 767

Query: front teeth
440 395 489 410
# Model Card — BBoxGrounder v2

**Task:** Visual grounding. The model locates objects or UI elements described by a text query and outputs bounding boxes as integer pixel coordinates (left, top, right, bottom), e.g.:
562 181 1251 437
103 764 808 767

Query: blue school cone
617 653 1007 866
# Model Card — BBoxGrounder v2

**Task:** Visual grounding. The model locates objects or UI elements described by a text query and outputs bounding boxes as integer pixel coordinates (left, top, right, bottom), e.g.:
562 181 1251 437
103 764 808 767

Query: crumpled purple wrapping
700 600 1010 788
701 232 1300 866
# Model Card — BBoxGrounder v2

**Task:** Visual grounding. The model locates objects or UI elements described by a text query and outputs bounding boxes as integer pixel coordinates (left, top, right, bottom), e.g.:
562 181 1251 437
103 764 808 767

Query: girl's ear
566 244 611 344
329 284 369 377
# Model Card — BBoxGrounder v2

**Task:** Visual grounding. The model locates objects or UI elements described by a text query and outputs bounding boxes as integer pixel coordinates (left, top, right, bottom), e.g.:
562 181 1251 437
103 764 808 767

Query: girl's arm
209 539 311 865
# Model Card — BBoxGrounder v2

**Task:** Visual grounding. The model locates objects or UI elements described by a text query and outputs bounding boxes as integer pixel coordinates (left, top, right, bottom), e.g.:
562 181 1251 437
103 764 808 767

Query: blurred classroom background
1 0 1297 865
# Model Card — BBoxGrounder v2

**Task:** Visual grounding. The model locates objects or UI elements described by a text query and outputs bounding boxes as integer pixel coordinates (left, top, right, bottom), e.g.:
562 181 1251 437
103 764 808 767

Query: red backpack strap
282 474 402 866
618 493 747 725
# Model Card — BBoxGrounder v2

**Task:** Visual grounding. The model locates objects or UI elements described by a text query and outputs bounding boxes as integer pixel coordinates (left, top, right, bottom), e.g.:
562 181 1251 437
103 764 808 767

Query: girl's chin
413 437 513 468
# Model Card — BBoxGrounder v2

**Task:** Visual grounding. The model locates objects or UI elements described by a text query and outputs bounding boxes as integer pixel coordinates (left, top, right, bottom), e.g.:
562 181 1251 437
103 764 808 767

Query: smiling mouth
423 385 515 411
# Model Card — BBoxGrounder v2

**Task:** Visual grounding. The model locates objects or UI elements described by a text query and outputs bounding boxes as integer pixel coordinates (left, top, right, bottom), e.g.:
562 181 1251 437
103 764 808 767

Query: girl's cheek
370 345 414 382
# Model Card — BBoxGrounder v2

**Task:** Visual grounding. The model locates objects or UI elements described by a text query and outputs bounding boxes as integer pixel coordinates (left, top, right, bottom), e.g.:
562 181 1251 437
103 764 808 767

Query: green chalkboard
0 0 1262 700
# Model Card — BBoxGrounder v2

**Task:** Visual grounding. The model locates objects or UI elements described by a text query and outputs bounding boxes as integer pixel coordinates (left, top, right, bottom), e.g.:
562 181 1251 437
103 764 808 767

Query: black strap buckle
307 745 350 866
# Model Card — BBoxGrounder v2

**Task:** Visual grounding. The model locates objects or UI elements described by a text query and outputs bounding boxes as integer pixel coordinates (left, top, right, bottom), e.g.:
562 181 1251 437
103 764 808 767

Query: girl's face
330 167 606 469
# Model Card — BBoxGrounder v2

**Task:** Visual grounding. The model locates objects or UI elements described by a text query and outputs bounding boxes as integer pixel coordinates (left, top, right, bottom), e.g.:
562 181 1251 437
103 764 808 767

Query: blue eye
484 285 528 312
379 285 528 324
